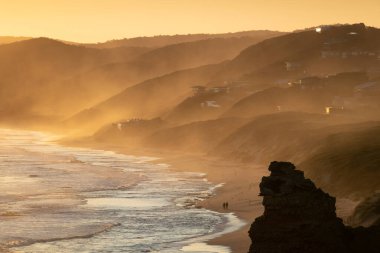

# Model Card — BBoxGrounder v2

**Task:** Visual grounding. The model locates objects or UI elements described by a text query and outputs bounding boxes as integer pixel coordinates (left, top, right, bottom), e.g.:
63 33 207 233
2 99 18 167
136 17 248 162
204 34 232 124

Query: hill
58 36 274 117
211 112 380 199
64 64 225 132
222 71 369 119
141 118 248 153
0 38 148 124
86 30 283 48
0 36 32 45
300 124 380 198
66 24 380 134
214 24 380 83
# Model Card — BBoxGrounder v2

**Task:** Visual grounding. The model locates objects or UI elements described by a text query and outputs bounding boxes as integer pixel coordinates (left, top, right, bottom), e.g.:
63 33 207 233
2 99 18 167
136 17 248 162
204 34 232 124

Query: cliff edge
248 161 380 253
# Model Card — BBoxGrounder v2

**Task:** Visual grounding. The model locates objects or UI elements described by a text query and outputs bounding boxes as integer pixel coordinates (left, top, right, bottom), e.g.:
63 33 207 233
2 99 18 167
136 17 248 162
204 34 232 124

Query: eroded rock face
248 161 380 253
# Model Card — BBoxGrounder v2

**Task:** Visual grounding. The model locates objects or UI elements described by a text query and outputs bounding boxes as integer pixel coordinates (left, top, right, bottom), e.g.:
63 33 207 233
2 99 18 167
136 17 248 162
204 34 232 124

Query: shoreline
61 140 267 253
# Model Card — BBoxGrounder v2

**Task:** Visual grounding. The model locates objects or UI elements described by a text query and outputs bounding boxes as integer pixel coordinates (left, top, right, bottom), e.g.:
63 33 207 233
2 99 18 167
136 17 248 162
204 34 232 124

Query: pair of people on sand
222 202 229 209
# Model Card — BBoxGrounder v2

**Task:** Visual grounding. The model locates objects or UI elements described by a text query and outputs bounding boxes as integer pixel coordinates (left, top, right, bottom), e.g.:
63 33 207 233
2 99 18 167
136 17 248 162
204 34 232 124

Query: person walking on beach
222 202 226 209
226 202 229 209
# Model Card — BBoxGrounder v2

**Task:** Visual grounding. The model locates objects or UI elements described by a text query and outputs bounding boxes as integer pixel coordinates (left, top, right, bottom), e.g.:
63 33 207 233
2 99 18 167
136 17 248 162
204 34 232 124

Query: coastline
62 140 267 253
153 152 265 253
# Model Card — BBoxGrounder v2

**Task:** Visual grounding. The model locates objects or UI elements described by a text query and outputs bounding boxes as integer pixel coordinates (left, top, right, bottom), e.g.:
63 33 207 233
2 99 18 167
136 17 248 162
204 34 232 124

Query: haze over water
0 129 244 253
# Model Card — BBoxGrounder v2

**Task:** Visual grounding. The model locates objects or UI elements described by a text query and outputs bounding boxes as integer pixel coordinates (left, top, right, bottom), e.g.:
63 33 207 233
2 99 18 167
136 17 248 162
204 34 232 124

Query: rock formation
248 161 380 253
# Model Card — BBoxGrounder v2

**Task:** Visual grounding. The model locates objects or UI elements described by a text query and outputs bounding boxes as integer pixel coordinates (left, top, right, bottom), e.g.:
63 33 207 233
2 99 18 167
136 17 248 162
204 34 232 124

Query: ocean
0 129 244 253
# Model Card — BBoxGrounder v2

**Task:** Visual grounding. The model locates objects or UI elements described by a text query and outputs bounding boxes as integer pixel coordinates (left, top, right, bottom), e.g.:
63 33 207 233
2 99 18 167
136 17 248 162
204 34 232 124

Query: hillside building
285 61 302 71
191 86 207 96
289 76 324 90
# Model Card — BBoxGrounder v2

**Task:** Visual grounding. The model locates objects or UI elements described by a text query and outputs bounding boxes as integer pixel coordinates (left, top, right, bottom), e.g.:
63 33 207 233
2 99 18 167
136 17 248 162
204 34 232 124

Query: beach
0 129 250 253
71 141 268 253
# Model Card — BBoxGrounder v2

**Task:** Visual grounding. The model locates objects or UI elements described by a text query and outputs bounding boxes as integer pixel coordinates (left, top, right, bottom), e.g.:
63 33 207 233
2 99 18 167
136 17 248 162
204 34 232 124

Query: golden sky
0 0 379 43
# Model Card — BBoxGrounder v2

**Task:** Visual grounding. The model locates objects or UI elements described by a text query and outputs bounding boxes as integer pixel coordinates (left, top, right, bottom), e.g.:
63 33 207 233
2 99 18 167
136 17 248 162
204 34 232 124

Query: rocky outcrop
248 161 380 253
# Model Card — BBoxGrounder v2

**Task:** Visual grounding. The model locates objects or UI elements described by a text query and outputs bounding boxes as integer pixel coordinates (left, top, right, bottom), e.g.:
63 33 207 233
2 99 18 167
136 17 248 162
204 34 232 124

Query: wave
7 223 121 249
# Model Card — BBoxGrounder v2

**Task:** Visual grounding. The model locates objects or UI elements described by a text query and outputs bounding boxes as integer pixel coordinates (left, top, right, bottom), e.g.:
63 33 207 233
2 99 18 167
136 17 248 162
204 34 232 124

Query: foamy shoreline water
0 129 245 253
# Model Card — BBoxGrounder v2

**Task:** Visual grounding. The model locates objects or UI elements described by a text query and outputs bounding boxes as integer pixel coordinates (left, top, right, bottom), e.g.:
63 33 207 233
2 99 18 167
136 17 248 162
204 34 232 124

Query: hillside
86 30 283 48
0 38 148 124
0 36 32 45
64 64 225 132
141 118 248 153
58 36 274 116
70 24 380 133
222 71 370 119
214 24 380 83
211 112 380 199
300 124 380 198
163 88 250 124
221 87 330 118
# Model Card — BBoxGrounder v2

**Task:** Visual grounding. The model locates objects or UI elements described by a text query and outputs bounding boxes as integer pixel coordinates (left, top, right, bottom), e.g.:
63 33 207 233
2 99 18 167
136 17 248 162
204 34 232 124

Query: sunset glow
0 0 379 42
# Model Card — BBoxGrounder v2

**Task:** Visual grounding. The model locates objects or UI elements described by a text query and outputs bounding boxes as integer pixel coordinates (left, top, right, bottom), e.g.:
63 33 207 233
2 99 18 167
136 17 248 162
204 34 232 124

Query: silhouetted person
226 202 229 209
222 202 226 209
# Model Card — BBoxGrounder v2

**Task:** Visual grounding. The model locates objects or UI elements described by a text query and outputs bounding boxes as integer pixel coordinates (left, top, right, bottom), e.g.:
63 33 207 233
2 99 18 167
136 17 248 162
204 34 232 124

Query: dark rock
248 161 380 253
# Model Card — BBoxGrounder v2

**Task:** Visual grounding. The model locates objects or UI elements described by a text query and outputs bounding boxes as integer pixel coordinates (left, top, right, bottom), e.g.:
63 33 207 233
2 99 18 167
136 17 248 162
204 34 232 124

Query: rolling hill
64 64 225 132
57 36 277 117
0 38 148 124
86 30 283 48
67 24 380 134
0 36 32 45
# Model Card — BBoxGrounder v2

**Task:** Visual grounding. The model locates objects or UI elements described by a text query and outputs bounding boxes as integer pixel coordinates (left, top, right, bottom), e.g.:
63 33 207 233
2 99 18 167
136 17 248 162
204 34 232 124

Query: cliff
248 161 380 253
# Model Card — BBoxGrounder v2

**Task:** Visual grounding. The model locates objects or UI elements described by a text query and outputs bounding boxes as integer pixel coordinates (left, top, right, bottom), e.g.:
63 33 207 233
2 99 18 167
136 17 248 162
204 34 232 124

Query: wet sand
156 153 266 253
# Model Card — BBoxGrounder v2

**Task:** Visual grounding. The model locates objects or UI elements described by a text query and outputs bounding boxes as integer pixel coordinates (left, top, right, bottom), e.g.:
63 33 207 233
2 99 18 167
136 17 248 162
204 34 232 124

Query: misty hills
58 36 272 117
86 30 283 48
65 64 225 131
0 31 280 123
66 24 380 132
0 36 31 45
0 38 149 122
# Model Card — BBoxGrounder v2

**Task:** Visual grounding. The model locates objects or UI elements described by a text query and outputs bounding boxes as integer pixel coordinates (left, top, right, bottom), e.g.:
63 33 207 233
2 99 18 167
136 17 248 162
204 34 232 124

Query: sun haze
0 0 379 42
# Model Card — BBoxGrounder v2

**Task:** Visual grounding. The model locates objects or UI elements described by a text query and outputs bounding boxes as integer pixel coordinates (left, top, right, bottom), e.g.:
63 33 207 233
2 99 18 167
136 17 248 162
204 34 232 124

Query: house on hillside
201 101 220 108
113 118 144 130
112 118 164 132
285 61 302 71
226 81 250 89
191 85 230 96
321 50 341 59
321 49 379 59
315 26 333 33
325 106 346 115
191 86 207 96
290 76 324 90
209 86 230 94
316 23 366 34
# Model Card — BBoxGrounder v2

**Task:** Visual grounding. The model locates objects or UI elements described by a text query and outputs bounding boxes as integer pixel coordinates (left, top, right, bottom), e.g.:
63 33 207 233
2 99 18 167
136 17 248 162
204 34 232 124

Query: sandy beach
156 153 266 253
